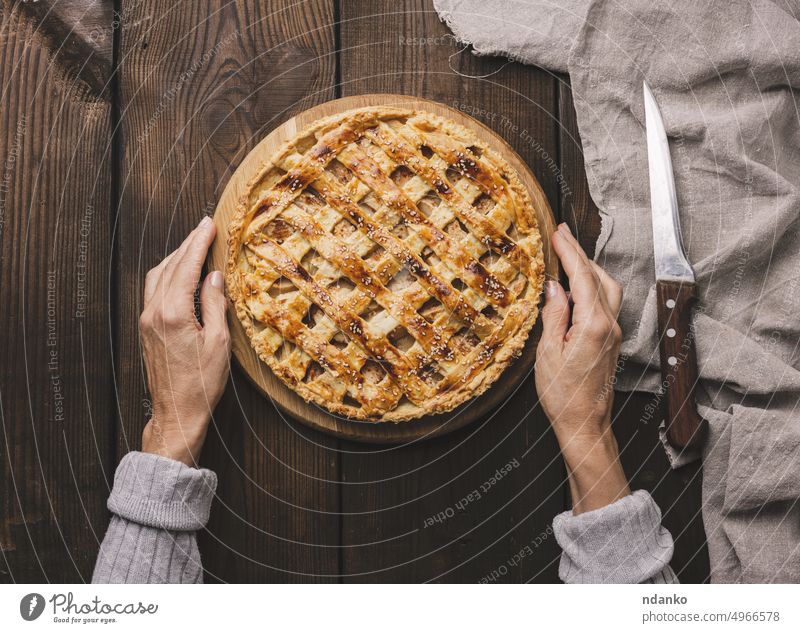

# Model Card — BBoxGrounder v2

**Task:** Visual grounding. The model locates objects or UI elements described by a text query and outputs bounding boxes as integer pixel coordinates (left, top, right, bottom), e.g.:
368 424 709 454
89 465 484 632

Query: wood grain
656 280 708 449
0 0 113 582
557 79 602 257
613 392 710 582
115 0 340 583
336 1 566 582
209 94 558 443
0 0 710 584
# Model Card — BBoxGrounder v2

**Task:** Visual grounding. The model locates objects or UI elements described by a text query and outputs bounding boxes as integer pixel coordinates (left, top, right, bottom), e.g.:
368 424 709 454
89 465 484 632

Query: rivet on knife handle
655 280 708 449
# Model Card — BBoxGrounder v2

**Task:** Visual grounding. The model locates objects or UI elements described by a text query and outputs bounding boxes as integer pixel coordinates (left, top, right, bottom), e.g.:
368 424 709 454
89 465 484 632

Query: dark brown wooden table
0 0 709 583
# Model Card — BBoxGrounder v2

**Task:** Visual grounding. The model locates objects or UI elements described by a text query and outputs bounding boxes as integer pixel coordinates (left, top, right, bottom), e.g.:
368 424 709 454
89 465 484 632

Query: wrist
141 416 208 467
554 420 617 461
557 429 631 515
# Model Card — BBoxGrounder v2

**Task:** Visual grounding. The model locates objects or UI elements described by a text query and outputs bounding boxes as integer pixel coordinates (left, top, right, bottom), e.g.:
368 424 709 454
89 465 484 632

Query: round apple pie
226 106 545 421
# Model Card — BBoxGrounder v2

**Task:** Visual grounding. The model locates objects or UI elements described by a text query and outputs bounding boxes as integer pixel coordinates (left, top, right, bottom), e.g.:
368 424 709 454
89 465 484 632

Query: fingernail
545 280 559 298
559 223 572 235
209 271 224 289
199 216 212 229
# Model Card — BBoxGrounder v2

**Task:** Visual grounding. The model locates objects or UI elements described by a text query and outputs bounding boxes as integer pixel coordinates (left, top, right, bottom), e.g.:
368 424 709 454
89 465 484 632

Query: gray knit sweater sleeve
92 452 217 584
553 490 679 584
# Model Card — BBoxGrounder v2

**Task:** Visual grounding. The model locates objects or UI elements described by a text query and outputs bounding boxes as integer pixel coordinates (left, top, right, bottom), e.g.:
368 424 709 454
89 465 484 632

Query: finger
162 217 211 284
552 225 608 321
557 225 619 318
144 250 178 305
540 279 570 346
199 271 229 344
161 219 206 281
144 219 206 305
590 261 623 317
166 216 216 299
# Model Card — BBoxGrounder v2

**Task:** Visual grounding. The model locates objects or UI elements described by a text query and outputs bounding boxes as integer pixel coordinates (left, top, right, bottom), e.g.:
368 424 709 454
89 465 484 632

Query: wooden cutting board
208 94 558 443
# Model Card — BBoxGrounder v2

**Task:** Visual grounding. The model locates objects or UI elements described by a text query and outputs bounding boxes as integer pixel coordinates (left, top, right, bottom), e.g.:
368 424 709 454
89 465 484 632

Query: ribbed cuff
554 490 674 583
107 452 217 531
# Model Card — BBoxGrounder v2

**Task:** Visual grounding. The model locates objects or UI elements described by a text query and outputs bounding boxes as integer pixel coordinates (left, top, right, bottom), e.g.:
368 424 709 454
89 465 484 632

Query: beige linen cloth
435 0 800 582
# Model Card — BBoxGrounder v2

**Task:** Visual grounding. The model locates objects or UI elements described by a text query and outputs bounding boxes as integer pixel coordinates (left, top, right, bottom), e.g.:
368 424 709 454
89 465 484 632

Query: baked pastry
226 105 545 421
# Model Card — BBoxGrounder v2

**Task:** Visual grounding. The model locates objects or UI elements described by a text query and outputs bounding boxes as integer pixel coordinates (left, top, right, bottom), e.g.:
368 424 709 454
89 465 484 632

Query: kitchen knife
643 81 708 450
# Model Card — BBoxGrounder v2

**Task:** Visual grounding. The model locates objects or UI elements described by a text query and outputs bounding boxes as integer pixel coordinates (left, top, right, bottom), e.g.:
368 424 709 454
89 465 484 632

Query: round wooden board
208 94 558 443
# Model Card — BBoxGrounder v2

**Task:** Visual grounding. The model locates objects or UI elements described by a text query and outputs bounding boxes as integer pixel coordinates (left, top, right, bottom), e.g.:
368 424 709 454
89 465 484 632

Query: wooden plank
613 392 710 582
557 79 602 256
558 80 709 582
0 0 113 582
114 0 340 582
337 0 566 582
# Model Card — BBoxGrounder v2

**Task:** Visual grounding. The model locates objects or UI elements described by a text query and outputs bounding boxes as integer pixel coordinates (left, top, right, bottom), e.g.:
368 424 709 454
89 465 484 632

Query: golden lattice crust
226 106 545 421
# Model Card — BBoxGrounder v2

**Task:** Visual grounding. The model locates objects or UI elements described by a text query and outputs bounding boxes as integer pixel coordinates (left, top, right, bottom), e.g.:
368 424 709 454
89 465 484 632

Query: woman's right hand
139 217 231 467
535 223 630 514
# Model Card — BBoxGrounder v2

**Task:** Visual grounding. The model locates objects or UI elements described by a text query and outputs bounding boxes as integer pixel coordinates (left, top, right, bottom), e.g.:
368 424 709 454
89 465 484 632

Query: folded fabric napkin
435 0 800 582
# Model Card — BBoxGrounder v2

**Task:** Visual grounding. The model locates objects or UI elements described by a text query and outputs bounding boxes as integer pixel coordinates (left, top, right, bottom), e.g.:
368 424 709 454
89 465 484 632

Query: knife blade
643 81 708 450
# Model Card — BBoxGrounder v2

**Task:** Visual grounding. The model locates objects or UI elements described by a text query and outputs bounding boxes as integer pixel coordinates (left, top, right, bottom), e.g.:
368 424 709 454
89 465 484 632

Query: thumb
540 280 570 344
200 271 229 343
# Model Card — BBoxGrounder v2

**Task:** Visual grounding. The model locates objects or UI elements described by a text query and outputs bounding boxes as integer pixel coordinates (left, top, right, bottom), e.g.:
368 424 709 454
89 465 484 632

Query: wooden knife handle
655 280 708 450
